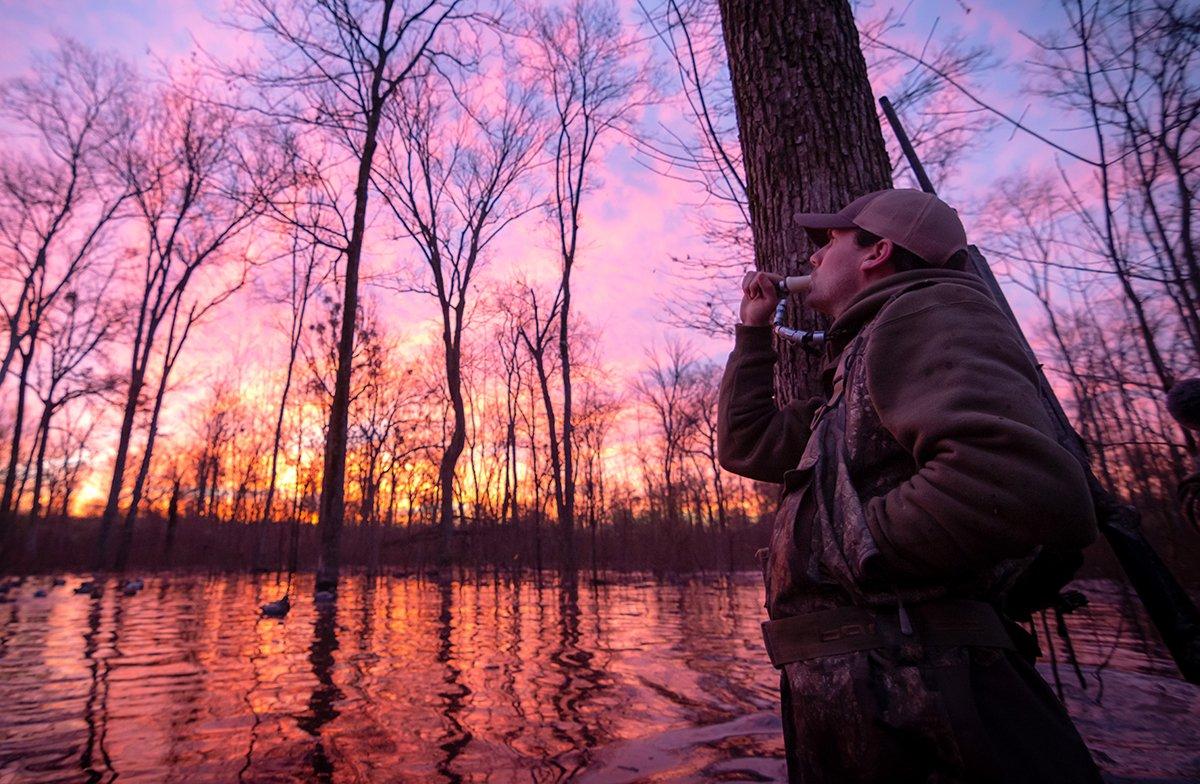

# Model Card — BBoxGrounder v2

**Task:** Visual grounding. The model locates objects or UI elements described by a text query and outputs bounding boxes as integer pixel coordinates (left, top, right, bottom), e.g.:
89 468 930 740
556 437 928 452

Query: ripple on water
0 573 1195 782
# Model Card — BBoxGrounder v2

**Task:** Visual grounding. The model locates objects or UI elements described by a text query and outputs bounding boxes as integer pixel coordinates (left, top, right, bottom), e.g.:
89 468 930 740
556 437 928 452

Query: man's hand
740 270 784 327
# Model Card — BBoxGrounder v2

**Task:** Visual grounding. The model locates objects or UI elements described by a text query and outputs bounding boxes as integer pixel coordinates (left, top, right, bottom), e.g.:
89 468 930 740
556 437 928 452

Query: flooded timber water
0 573 1196 783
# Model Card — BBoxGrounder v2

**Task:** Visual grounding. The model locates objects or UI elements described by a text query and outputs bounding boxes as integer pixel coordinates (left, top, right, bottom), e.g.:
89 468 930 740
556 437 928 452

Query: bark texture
717 0 892 401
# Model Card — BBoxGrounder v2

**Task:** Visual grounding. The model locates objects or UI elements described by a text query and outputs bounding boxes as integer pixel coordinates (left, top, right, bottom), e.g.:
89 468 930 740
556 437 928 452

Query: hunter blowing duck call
772 275 825 353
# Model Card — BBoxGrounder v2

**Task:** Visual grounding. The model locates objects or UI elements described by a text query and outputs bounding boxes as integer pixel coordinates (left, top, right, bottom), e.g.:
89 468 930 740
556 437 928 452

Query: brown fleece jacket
718 269 1097 581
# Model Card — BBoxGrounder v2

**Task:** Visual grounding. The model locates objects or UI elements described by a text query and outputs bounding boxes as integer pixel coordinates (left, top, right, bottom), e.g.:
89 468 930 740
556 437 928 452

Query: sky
0 0 1088 343
0 0 1102 510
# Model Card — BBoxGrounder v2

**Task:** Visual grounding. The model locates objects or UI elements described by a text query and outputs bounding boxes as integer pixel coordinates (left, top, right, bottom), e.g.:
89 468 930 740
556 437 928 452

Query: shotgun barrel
880 95 1200 684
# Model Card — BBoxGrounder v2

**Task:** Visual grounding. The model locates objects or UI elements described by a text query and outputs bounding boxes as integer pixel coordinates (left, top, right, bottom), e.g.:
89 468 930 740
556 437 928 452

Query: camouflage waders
759 298 1103 783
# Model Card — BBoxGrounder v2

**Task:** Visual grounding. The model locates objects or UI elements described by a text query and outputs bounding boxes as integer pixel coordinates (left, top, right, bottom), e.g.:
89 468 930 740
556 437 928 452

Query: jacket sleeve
861 287 1098 580
717 325 823 483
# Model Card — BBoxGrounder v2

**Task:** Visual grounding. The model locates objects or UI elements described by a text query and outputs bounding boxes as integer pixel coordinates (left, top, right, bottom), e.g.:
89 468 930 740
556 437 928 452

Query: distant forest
0 0 1196 584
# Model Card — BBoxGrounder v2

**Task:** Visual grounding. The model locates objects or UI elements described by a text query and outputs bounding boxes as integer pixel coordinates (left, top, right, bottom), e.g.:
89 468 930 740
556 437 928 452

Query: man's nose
809 247 824 268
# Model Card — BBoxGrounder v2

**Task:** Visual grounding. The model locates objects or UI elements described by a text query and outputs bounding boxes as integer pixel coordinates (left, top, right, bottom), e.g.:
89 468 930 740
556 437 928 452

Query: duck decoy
120 578 144 595
261 596 290 617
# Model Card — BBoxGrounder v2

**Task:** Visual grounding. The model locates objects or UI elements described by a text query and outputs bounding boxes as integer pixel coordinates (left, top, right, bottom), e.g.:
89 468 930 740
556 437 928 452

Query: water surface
0 573 1194 782
0 572 785 783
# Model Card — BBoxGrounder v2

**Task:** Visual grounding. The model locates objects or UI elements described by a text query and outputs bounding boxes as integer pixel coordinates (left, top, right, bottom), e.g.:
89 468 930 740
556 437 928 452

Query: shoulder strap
809 280 940 430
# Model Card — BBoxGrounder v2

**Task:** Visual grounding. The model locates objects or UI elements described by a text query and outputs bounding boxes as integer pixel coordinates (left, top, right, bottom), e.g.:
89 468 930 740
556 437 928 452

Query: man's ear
860 238 894 273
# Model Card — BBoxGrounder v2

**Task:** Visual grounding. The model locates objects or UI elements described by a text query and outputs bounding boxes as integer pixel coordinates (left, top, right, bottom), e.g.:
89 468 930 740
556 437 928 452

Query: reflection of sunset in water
1 574 1193 782
0 573 785 782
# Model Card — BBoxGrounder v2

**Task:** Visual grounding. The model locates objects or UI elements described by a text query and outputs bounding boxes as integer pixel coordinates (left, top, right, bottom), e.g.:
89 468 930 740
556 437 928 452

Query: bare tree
374 70 540 566
513 282 563 568
855 8 999 188
28 280 121 524
0 41 131 535
253 228 329 570
189 380 238 522
636 0 750 335
346 303 404 529
229 0 487 591
681 361 733 570
47 401 104 520
114 283 248 571
527 0 645 570
496 304 528 532
95 80 280 570
634 340 701 553
573 381 620 575
1027 0 1188 404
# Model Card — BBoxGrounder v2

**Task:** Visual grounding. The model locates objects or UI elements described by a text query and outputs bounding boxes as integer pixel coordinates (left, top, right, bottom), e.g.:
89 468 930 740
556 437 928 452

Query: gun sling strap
761 599 1016 668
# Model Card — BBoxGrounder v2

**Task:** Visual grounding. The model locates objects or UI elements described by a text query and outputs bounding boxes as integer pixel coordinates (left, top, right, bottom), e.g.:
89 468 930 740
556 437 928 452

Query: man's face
805 227 873 318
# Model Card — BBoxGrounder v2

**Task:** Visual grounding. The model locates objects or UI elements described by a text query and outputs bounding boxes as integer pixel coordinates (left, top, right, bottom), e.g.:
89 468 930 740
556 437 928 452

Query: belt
761 599 1015 668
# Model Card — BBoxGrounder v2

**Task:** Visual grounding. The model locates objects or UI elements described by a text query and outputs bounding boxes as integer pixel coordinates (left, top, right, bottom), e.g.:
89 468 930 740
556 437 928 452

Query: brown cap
794 188 968 267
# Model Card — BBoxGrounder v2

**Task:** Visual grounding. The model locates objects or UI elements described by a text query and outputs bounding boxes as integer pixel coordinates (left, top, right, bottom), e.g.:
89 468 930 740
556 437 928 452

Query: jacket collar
818 269 990 385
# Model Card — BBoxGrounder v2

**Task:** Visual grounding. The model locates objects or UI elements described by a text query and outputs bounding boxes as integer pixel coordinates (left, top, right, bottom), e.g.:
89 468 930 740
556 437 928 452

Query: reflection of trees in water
435 576 471 784
683 580 736 697
668 581 741 719
709 577 773 710
652 579 769 728
3 591 78 775
161 577 206 771
358 573 376 650
497 576 530 755
297 601 342 782
547 572 608 779
80 588 113 782
239 578 275 782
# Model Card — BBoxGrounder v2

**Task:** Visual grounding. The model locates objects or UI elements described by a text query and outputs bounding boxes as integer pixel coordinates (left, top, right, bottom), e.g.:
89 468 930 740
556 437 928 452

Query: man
1167 378 1200 529
718 188 1102 783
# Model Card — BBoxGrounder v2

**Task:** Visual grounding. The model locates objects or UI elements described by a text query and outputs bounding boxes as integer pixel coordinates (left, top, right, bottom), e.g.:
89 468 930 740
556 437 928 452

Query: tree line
0 1 777 580
0 0 1196 583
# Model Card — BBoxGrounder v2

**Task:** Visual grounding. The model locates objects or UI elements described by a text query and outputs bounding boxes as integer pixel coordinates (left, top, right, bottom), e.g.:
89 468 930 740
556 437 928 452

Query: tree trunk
96 365 147 568
558 285 576 571
0 339 36 529
531 349 566 567
717 0 892 399
208 458 221 522
317 102 382 593
29 402 55 525
163 479 181 565
115 357 171 572
115 309 192 572
437 341 468 568
256 313 302 571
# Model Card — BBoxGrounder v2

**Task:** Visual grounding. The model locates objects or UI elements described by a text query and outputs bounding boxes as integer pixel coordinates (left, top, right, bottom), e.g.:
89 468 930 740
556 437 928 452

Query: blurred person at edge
718 188 1102 783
